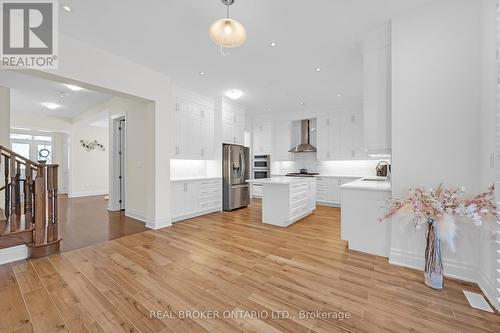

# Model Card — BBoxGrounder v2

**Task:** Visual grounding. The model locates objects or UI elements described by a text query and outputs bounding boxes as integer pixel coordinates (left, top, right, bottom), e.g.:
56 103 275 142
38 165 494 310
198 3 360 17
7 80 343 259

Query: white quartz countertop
247 177 314 185
171 176 221 182
340 177 392 192
272 174 371 179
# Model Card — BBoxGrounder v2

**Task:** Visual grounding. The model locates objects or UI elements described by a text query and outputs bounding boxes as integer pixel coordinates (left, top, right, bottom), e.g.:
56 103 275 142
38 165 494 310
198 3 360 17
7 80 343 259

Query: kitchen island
340 178 392 257
248 177 316 227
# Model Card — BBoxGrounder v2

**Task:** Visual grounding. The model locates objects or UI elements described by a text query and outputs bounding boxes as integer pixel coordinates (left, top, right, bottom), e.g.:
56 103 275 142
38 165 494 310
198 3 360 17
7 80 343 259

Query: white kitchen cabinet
222 102 245 145
317 112 363 160
317 115 341 160
339 112 365 159
249 177 316 227
171 181 199 218
253 122 272 155
316 177 359 206
171 178 221 222
172 98 215 159
362 24 391 155
273 121 292 161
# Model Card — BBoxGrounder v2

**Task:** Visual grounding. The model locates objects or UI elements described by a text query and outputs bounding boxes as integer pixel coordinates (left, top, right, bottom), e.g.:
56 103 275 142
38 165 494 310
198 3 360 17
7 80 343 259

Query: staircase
0 145 61 259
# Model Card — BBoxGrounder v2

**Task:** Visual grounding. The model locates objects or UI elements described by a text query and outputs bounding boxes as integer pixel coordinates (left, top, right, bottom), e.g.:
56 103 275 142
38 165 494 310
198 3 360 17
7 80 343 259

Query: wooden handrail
0 145 39 169
0 145 61 258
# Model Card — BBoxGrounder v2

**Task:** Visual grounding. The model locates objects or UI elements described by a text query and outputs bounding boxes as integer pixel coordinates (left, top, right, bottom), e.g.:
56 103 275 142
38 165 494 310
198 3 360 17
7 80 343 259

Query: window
10 131 54 164
10 133 32 140
11 142 30 159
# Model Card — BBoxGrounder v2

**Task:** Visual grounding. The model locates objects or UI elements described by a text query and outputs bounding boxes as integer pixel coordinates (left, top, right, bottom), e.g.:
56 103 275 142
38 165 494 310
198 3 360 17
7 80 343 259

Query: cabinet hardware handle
176 146 179 154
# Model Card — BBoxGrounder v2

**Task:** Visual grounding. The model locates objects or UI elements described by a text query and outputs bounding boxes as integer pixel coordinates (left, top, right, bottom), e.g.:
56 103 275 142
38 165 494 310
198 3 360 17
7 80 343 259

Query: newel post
46 164 58 243
34 161 46 245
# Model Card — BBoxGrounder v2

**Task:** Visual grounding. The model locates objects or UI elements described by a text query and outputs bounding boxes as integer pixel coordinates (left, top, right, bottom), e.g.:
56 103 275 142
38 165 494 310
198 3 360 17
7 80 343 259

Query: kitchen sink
361 178 389 182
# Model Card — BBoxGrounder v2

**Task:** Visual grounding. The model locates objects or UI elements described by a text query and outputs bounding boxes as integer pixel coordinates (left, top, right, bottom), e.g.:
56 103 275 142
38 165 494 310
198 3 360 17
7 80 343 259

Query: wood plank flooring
0 202 498 332
57 195 148 252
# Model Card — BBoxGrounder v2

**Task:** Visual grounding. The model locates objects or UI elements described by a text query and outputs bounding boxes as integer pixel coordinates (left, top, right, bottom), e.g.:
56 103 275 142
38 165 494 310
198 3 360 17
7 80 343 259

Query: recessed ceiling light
41 102 61 110
300 101 305 105
225 89 244 100
337 93 343 97
315 68 321 72
62 5 71 12
64 84 83 91
199 71 206 76
269 42 277 47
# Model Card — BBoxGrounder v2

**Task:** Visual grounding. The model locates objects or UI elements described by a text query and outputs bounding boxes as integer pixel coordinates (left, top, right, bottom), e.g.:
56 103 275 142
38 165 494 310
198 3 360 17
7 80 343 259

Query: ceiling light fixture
209 0 247 52
62 5 71 12
64 84 83 91
199 71 206 76
41 102 61 110
270 42 277 47
337 93 343 97
300 101 305 105
225 89 244 100
315 68 321 72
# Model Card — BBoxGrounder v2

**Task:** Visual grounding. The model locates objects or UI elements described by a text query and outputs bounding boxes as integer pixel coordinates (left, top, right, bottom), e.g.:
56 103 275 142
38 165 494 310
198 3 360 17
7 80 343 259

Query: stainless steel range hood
288 120 317 153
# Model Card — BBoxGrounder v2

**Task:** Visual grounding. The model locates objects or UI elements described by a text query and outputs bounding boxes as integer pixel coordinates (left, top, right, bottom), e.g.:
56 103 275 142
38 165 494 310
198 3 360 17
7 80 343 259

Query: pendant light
208 0 247 50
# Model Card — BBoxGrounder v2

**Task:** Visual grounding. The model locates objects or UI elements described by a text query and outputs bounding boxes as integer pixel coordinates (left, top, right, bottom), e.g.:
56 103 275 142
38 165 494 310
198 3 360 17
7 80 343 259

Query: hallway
58 195 147 252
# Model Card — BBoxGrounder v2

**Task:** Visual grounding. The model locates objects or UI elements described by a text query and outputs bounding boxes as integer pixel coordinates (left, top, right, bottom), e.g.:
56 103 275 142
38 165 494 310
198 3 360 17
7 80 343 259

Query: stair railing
0 144 61 258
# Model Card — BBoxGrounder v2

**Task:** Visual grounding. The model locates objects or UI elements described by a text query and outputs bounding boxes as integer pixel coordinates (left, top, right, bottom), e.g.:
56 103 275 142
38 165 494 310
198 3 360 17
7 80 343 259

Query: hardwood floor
57 195 148 252
0 202 498 332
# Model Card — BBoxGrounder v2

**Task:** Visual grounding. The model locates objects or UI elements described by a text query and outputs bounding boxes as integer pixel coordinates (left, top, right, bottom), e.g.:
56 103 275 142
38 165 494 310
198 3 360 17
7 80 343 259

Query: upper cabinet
273 121 292 161
362 24 392 155
222 99 245 145
317 111 365 160
253 122 272 155
172 88 215 159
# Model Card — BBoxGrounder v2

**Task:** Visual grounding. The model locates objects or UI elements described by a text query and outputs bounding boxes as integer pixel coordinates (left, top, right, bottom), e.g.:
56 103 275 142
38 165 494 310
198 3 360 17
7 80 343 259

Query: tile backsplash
271 155 390 177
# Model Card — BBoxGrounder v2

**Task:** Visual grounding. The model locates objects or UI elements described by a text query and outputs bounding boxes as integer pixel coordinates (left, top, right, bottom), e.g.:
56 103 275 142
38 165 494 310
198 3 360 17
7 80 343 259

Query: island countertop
340 177 392 192
247 177 315 185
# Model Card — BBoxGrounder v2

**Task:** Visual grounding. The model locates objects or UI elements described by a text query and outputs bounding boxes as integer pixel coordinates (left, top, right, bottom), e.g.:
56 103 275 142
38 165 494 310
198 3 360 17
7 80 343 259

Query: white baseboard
316 201 341 208
171 207 221 224
68 190 109 198
478 271 500 312
389 248 478 283
0 245 28 265
146 217 172 230
125 209 147 223
125 209 172 230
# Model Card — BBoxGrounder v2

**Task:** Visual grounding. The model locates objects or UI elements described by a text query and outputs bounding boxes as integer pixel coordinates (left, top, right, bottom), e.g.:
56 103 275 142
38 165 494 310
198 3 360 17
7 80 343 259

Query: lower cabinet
171 178 221 222
252 184 263 198
316 177 359 206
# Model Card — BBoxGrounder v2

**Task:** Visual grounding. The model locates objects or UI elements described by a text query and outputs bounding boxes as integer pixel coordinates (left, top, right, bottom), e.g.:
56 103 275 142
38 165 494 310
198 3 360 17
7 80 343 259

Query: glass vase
424 219 444 289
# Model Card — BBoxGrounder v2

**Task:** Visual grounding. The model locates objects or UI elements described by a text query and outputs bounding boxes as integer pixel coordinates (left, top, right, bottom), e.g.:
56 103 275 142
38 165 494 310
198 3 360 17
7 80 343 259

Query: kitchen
165 0 499 316
170 23 392 253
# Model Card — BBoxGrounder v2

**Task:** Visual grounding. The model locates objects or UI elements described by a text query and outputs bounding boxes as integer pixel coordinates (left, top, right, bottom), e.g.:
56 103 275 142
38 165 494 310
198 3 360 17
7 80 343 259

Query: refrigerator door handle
232 184 249 189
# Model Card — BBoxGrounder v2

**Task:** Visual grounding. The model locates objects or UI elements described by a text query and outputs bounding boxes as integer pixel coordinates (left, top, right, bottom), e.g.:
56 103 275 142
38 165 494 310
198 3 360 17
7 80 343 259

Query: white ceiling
0 71 113 119
60 0 436 115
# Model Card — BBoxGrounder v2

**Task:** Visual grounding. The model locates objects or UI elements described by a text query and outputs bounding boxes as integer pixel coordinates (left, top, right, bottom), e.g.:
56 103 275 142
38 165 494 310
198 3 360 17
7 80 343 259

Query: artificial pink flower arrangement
381 184 498 250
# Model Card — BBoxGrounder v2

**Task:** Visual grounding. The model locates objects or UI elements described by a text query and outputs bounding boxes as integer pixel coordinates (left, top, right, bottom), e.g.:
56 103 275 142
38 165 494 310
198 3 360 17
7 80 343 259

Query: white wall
478 0 500 312
106 97 155 225
391 0 482 282
70 124 109 197
33 34 173 229
0 86 10 147
0 86 10 205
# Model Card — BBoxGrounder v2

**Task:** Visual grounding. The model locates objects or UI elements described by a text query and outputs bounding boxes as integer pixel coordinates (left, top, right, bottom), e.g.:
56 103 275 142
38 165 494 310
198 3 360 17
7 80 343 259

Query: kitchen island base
248 177 316 227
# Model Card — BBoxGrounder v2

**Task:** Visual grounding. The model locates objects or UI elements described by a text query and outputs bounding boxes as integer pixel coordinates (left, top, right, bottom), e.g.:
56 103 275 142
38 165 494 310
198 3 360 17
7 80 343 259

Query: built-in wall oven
252 155 270 197
253 155 270 169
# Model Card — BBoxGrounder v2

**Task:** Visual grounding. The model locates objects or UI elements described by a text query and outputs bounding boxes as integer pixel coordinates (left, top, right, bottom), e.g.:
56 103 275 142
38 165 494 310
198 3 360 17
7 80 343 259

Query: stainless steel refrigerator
223 143 250 211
